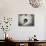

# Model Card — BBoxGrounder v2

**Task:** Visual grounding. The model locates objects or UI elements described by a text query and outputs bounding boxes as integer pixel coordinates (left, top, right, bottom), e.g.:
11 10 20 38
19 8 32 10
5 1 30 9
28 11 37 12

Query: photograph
18 14 34 26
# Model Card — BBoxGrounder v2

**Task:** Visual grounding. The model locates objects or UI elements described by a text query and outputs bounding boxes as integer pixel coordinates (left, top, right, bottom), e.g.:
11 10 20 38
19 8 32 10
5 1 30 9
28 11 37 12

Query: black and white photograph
18 14 34 26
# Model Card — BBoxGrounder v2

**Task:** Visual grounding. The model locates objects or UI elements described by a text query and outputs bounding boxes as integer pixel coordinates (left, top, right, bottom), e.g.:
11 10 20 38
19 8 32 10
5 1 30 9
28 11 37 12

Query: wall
0 0 46 40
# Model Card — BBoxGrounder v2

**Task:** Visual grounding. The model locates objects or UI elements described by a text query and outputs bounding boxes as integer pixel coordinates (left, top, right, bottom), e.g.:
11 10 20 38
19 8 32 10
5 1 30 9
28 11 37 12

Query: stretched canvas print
18 14 34 26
